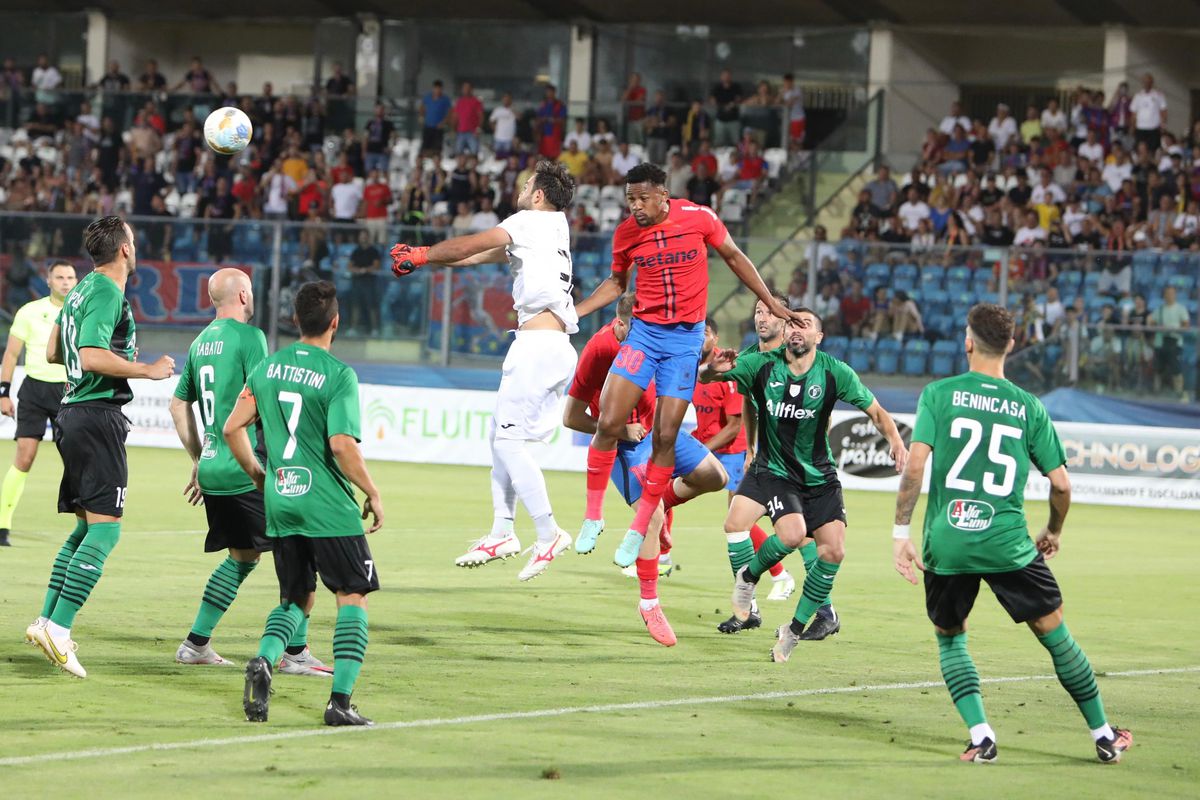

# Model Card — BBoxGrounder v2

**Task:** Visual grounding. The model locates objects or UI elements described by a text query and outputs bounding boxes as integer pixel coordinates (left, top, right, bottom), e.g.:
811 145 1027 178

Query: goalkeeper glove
390 244 430 276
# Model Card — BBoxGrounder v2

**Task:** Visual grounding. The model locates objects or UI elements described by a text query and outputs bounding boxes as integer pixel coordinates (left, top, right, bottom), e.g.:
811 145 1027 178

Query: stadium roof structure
17 0 1200 26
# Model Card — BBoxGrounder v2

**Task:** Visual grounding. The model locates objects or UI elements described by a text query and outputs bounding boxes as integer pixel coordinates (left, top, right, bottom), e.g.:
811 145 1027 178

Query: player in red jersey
563 294 727 646
574 163 798 568
693 318 797 624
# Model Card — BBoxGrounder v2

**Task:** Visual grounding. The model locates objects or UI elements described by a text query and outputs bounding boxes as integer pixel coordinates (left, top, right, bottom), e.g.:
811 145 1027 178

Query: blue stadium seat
923 288 950 315
823 335 849 362
928 312 955 337
902 339 930 375
930 340 959 376
1132 250 1159 272
945 266 970 295
1159 251 1187 275
848 338 873 373
1169 274 1197 293
874 338 901 374
920 266 945 292
866 262 891 286
1058 270 1084 291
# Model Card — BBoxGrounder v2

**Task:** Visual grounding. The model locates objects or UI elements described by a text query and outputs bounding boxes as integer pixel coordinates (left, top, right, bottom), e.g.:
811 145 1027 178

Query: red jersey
611 200 729 325
362 182 392 219
692 378 747 454
568 322 655 424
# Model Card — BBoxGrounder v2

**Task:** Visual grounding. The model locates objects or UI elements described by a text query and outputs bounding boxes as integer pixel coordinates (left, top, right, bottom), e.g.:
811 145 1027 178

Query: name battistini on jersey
265 362 327 390
951 389 1028 420
765 397 817 420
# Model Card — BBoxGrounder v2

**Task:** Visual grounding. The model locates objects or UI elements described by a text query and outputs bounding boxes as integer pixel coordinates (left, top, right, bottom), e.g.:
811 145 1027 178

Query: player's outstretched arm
169 396 204 505
714 235 801 322
1036 465 1071 559
698 348 738 383
390 228 512 275
0 332 25 418
330 434 384 533
562 395 598 436
892 441 929 585
222 387 266 492
575 272 627 318
864 399 910 474
79 347 175 380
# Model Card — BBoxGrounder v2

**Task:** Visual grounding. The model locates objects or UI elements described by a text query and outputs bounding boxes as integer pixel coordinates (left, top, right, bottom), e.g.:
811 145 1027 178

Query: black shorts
56 403 129 517
736 468 848 532
1156 337 1182 378
15 377 64 441
924 553 1063 630
421 126 444 153
203 491 271 553
271 534 380 602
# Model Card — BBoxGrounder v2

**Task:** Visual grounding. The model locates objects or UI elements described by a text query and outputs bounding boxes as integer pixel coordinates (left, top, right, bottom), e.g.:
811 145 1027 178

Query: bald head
209 268 254 323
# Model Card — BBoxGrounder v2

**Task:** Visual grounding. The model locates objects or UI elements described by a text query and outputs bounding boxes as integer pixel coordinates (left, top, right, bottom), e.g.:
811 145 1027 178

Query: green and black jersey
724 347 875 487
57 271 137 405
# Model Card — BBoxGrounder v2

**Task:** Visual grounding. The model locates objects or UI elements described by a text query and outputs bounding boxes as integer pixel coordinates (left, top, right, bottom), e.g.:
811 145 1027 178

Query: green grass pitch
0 441 1197 798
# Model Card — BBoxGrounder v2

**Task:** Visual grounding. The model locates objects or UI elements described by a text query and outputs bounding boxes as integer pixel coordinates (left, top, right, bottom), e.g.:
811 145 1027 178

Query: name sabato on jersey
194 340 224 356
951 390 1027 420
266 362 327 390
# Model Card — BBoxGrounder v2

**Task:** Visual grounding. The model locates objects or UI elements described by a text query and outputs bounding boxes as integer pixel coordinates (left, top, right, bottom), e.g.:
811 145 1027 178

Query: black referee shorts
203 490 272 553
272 534 380 603
924 554 1063 630
56 403 130 517
14 377 65 441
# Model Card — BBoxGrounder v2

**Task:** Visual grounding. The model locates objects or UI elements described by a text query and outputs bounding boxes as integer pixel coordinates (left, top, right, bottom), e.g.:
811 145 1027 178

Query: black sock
330 692 351 708
187 632 211 647
789 618 806 636
284 644 306 656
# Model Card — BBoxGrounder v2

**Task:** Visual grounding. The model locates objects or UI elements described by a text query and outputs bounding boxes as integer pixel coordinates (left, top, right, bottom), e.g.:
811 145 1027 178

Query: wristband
0 382 10 398
892 524 911 540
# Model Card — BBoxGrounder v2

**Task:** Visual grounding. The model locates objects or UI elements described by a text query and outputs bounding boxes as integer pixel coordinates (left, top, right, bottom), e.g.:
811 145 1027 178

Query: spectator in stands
691 139 718 177
488 93 516 157
130 156 164 216
419 80 450 158
732 141 767 205
564 118 592 152
326 62 354 96
682 100 710 157
536 85 567 159
1087 305 1123 391
622 72 647 144
1 57 24 97
938 100 971 136
1152 285 1190 399
363 104 394 175
839 279 871 337
710 69 742 147
347 229 379 336
644 90 672 165
470 196 500 232
593 118 616 148
30 54 61 96
95 116 121 188
781 73 805 151
1174 199 1200 246
813 281 842 334
96 60 130 93
1016 293 1045 349
1032 168 1066 206
865 286 892 341
1020 104 1042 145
686 160 720 207
452 81 484 155
360 169 391 243
988 104 1019 152
330 170 362 224
128 112 162 161
173 57 215 94
296 166 328 219
1123 292 1153 388
1014 210 1046 246
557 140 588 178
865 164 899 214
399 169 428 226
940 125 970 174
612 141 640 181
1040 285 1066 333
1040 97 1067 137
1130 72 1168 153
451 201 474 235
740 80 776 147
891 290 924 341
24 103 58 139
1077 128 1104 165
667 152 692 198
1103 145 1133 192
897 186 931 233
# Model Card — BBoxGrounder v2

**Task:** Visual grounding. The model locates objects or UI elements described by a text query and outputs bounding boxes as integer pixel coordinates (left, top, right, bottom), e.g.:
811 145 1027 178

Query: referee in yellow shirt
0 261 78 546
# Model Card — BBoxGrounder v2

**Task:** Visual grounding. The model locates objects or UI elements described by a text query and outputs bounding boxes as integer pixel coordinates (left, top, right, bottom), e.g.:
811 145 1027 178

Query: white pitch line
1 665 1196 768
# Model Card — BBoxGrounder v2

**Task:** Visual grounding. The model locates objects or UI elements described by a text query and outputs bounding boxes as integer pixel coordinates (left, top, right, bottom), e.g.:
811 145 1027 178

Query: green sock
746 534 795 581
793 558 840 624
287 614 310 653
332 605 368 696
938 632 988 727
1038 621 1107 729
257 602 306 665
189 557 257 640
799 540 819 573
726 533 755 577
41 518 88 618
0 465 29 529
49 521 120 629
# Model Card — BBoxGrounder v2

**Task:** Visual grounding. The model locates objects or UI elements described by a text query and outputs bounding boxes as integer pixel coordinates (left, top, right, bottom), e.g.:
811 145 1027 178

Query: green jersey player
169 268 328 675
893 303 1132 764
225 281 383 727
701 306 907 663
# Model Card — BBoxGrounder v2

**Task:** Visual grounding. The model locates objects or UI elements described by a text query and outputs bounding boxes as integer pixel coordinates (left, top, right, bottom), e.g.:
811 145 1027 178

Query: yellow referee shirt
10 296 66 383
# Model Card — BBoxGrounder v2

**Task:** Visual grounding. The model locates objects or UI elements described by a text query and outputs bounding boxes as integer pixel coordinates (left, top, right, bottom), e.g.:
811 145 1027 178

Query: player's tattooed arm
576 272 627 318
892 441 930 585
223 386 266 492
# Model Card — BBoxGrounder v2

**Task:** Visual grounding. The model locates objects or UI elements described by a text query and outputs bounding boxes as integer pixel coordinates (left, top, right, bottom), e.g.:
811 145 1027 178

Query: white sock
490 517 514 538
492 438 557 542
725 530 750 544
1091 724 1114 742
639 598 660 610
47 621 70 641
488 422 517 522
772 569 793 583
969 723 996 746
658 553 671 563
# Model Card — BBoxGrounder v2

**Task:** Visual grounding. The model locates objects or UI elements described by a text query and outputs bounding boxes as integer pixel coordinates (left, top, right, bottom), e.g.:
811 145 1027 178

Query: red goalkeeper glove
390 244 430 277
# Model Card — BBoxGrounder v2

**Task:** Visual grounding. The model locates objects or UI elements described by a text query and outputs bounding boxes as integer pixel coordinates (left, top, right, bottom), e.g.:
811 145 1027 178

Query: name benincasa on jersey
952 389 1027 420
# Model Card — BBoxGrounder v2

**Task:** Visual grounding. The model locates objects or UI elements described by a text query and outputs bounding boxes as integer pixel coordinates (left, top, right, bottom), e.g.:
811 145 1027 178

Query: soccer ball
203 107 252 155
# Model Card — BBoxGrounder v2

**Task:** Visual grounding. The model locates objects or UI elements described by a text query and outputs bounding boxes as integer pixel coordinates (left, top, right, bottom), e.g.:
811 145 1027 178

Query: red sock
586 445 618 519
636 557 658 600
750 523 784 577
631 462 673 535
661 480 692 511
659 508 673 554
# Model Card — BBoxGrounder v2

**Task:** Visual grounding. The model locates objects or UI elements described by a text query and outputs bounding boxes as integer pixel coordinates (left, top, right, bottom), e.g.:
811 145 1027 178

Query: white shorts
494 330 577 442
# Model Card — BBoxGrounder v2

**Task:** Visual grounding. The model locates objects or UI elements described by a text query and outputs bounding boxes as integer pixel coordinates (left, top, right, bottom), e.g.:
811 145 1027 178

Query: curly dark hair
624 163 668 188
967 303 1015 355
533 160 575 211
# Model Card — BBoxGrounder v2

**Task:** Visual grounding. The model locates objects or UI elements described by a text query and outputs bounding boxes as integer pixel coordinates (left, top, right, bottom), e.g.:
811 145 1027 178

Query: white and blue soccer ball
203 107 253 155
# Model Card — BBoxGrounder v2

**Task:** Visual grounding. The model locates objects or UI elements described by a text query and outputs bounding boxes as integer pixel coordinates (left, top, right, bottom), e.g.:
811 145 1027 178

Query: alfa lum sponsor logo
948 499 994 531
830 415 913 478
200 432 216 460
276 466 312 497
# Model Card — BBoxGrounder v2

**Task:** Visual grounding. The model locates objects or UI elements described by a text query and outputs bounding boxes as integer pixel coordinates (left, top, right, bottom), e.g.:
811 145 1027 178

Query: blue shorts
716 451 747 492
609 318 705 401
610 431 711 506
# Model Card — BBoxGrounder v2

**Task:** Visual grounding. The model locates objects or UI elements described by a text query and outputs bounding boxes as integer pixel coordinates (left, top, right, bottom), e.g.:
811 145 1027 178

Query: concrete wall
106 20 315 95
911 28 1104 88
1109 29 1199 133
869 27 957 171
